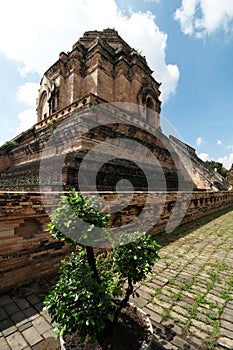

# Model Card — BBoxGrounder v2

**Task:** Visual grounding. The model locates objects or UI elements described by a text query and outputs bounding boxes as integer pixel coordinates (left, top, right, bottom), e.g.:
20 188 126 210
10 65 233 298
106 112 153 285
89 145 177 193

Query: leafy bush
44 190 160 344
1 140 18 152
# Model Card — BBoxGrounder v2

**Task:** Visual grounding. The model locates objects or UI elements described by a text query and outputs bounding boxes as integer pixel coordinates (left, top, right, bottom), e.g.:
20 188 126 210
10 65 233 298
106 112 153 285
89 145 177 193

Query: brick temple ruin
0 29 232 292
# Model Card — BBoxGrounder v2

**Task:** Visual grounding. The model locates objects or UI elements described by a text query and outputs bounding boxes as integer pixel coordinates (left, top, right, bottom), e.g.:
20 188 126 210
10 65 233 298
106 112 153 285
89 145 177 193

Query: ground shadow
153 205 233 248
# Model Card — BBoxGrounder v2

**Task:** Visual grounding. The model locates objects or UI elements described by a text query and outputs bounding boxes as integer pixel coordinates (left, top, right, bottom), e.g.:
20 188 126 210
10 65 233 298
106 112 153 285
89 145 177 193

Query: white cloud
217 139 222 146
217 153 233 170
0 0 179 102
17 82 40 106
196 136 204 146
198 152 210 161
174 0 233 37
227 145 233 150
15 109 37 135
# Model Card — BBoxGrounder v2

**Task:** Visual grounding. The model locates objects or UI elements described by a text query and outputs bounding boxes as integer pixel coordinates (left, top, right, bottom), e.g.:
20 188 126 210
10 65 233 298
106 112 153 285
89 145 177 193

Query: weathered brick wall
0 193 68 292
0 190 233 293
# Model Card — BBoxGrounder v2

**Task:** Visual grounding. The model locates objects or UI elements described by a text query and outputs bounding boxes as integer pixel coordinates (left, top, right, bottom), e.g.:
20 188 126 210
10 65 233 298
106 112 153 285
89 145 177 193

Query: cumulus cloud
217 139 222 146
196 136 204 146
0 0 179 102
198 152 210 162
17 82 40 106
217 153 233 170
15 109 37 135
174 0 233 37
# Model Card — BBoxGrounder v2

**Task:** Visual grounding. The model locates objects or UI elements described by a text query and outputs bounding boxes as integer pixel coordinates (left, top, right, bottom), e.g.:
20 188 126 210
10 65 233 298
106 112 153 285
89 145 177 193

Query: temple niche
37 75 59 121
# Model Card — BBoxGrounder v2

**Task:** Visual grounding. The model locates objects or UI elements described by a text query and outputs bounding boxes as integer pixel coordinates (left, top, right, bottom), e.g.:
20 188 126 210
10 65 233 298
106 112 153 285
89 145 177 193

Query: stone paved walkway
0 206 233 350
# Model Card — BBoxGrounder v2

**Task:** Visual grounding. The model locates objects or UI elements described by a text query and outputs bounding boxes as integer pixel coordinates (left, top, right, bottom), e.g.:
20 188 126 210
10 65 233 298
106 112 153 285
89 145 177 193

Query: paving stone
0 336 10 350
221 319 233 332
0 306 8 321
188 326 210 340
169 311 188 324
18 321 33 332
10 310 26 324
0 318 14 332
39 309 52 323
226 301 233 309
221 312 233 322
186 335 204 348
32 315 52 335
0 295 12 306
219 328 233 340
23 307 39 320
12 296 30 310
2 325 17 337
172 305 189 318
142 306 163 324
218 337 233 349
34 302 44 312
191 319 213 334
26 295 41 305
223 307 233 317
146 302 164 316
3 302 20 315
206 293 225 305
171 335 196 350
22 326 43 346
42 328 56 338
6 332 28 350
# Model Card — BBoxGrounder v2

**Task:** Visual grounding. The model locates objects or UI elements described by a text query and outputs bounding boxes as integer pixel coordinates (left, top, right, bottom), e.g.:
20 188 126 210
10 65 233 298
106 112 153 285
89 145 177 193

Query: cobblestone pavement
0 206 233 350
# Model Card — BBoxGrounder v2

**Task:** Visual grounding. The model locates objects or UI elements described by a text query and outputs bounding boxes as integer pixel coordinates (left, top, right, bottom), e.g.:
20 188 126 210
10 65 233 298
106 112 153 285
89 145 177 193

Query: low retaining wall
0 191 233 293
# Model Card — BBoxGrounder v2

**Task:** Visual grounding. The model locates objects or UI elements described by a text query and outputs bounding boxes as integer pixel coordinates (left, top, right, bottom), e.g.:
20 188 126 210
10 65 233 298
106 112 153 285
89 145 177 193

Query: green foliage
1 140 18 152
205 160 228 177
44 250 111 342
113 232 160 285
44 189 160 343
47 189 110 246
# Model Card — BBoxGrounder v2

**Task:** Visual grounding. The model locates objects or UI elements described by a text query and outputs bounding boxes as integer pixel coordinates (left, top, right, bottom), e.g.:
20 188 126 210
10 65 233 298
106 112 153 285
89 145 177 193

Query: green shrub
44 190 160 343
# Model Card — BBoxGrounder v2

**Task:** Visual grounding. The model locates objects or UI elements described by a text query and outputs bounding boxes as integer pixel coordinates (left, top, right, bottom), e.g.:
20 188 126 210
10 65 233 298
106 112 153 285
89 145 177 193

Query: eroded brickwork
1 191 233 293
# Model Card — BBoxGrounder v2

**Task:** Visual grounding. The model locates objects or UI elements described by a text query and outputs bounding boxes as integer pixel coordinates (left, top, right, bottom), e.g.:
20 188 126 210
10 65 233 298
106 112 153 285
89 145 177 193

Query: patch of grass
206 283 213 291
208 271 221 283
168 278 175 285
227 278 233 288
161 308 170 319
195 293 207 304
181 280 194 292
187 305 197 318
205 319 220 349
185 319 192 329
206 311 218 320
154 287 162 294
171 292 182 302
220 289 232 301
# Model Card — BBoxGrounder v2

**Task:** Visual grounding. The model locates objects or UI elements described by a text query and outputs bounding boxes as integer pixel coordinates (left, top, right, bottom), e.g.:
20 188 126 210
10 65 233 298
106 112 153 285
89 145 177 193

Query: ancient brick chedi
0 29 232 292
0 29 228 192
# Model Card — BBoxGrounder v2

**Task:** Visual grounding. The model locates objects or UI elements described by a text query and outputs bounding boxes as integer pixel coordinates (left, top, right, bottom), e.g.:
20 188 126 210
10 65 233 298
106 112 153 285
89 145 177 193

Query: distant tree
205 160 228 178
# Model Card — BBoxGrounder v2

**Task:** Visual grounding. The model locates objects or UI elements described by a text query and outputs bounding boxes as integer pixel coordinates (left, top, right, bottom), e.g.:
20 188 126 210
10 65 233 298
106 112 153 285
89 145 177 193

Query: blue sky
0 0 233 168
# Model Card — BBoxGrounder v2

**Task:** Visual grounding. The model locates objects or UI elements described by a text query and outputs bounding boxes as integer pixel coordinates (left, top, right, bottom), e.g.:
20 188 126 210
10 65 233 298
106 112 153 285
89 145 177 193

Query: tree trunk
86 246 100 284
